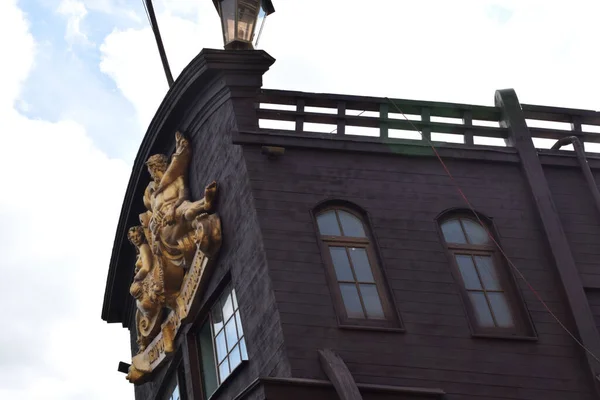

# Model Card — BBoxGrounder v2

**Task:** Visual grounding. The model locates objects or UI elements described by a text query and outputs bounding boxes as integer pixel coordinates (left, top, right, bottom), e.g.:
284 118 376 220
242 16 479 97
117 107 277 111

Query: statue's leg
182 199 208 221
181 182 217 221
203 181 217 211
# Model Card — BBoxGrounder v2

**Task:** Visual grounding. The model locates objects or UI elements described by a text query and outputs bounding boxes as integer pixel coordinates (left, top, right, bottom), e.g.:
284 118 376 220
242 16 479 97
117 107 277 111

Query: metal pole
144 0 174 87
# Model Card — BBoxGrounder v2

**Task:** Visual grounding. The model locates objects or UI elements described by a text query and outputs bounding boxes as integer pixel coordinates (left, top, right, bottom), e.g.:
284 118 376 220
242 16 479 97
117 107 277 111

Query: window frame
190 277 250 400
313 203 402 330
436 210 536 339
207 283 248 385
159 360 187 400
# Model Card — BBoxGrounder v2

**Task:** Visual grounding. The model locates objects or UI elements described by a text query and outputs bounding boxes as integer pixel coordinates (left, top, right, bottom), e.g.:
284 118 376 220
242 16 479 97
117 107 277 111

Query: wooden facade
102 49 600 400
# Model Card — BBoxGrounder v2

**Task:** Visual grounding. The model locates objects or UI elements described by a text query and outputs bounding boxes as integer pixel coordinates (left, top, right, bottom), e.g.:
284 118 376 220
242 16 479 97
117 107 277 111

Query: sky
0 0 599 399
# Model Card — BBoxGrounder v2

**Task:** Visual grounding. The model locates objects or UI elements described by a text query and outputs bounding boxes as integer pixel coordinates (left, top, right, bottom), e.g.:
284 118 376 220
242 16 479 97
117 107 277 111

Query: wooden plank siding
242 145 596 399
544 166 600 290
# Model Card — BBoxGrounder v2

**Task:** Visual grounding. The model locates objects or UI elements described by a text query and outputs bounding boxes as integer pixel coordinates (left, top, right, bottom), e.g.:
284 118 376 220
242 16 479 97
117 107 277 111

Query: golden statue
126 131 222 382
128 225 163 351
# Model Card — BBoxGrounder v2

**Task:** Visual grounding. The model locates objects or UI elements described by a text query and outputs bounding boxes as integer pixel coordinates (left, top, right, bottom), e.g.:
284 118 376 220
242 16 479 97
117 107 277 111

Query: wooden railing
256 89 600 152
521 104 600 149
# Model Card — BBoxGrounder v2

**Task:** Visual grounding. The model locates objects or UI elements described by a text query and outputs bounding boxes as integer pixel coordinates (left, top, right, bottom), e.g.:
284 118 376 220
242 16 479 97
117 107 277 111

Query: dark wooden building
102 49 600 400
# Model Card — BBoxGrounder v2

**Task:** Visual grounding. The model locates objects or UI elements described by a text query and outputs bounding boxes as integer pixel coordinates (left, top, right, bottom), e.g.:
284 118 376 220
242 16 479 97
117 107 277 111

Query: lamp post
212 0 275 50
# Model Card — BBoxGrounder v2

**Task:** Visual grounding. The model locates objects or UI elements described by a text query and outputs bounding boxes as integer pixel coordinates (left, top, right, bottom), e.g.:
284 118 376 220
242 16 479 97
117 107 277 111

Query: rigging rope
386 97 600 365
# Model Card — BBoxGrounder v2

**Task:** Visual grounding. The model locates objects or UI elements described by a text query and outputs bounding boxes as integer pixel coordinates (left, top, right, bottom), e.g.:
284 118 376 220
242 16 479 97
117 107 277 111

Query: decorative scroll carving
125 132 222 384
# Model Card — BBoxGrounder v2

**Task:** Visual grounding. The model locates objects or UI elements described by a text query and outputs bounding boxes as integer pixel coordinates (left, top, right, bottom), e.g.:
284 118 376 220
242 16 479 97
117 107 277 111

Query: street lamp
212 0 275 50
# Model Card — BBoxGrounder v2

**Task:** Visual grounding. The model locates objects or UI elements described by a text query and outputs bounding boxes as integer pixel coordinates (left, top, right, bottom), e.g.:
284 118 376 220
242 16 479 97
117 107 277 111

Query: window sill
208 360 248 400
339 324 405 333
472 333 538 342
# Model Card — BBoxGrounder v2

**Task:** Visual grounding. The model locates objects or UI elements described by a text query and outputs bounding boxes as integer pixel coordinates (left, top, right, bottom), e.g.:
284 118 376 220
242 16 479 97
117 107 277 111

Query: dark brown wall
243 145 596 400
131 98 290 400
185 99 291 391
544 165 600 288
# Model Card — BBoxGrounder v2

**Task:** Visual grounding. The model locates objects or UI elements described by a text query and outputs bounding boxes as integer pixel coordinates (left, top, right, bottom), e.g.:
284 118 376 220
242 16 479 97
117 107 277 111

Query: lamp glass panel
220 0 236 44
237 0 260 42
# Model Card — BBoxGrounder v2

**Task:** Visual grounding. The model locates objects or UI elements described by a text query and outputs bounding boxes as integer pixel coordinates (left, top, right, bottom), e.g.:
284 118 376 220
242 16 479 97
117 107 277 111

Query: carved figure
128 226 163 351
144 132 217 269
126 131 222 361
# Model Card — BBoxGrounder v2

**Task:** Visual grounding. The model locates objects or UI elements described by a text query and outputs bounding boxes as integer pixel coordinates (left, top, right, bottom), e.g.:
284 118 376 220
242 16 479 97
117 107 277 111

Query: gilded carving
125 131 222 384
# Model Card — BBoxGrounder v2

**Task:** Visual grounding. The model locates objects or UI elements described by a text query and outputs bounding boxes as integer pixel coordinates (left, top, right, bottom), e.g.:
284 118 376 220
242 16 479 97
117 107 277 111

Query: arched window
315 204 399 328
438 212 534 336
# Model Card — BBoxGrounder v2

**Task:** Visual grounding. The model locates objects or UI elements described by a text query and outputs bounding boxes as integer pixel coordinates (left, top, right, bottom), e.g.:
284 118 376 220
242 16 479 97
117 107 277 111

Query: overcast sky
1 0 599 399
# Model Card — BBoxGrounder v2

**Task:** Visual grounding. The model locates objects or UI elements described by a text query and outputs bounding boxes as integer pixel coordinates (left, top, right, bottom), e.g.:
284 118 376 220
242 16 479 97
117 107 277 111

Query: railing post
421 108 431 142
572 115 583 134
337 102 346 136
296 98 305 133
463 110 474 145
572 115 584 148
495 88 600 395
380 103 389 139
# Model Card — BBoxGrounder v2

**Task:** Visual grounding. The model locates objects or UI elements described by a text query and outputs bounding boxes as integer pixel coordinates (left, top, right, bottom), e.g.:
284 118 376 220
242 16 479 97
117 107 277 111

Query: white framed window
198 284 248 398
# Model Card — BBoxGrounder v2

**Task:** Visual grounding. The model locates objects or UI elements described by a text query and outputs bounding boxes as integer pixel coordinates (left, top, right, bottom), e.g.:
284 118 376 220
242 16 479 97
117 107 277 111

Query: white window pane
469 292 494 327
474 256 501 290
212 299 224 333
359 284 385 319
235 311 244 336
462 218 489 244
339 283 365 318
172 384 180 400
329 247 354 281
223 292 234 322
225 318 238 352
338 210 366 237
232 289 238 310
218 358 230 383
348 248 374 283
237 0 259 41
441 219 467 243
317 211 341 236
229 344 242 370
488 292 514 328
240 337 248 360
455 255 482 290
215 330 228 363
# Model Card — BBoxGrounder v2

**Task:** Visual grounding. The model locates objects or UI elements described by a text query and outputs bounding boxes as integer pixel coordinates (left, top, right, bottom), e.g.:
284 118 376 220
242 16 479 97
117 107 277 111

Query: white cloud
99 0 599 133
58 0 91 46
100 1 222 130
0 0 35 113
0 0 132 398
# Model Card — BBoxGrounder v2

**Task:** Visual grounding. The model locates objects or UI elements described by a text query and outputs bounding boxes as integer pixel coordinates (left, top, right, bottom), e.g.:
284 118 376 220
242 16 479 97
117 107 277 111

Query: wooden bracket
318 349 363 400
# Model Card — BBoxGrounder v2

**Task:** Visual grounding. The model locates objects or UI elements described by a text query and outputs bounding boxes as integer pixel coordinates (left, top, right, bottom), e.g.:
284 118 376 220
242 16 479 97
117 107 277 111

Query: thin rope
386 97 600 365
330 110 367 134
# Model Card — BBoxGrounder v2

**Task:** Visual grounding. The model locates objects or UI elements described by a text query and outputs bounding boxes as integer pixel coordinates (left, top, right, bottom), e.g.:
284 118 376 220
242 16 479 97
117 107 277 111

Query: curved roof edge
102 48 275 324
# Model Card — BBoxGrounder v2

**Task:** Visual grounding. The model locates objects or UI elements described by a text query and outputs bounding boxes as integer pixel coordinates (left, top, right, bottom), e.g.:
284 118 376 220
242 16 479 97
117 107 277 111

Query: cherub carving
128 226 163 351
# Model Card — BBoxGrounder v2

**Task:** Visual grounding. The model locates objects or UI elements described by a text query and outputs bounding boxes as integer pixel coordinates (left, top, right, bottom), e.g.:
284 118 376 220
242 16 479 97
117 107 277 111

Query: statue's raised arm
155 131 191 195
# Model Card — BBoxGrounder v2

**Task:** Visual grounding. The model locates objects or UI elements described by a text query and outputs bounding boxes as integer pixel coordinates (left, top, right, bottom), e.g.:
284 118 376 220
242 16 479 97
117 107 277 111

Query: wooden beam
144 0 174 87
317 349 363 400
496 89 600 395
